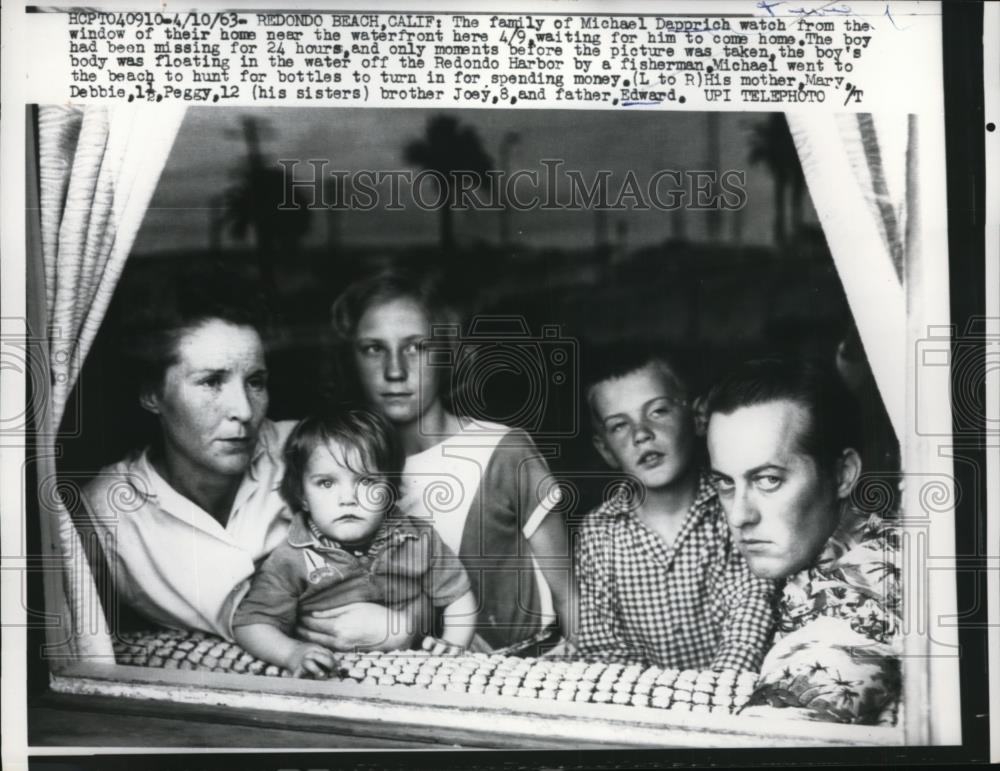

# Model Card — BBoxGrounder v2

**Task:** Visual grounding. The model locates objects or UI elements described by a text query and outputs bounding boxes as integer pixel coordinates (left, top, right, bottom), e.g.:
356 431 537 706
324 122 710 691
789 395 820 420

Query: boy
233 409 476 677
574 347 775 672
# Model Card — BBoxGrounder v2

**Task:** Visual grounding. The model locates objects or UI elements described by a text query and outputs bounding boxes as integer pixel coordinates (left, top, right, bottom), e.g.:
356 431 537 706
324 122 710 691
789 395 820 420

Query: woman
306 269 572 654
82 270 412 648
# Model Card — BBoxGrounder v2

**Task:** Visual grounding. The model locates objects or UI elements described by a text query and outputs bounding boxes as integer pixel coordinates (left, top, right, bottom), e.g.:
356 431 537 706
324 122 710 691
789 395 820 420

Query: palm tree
223 117 312 287
748 113 806 246
404 115 494 253
498 130 520 248
706 113 722 241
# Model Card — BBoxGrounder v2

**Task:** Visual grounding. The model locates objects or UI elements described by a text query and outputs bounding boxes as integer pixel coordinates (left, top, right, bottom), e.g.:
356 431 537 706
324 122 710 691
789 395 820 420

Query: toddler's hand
287 643 336 678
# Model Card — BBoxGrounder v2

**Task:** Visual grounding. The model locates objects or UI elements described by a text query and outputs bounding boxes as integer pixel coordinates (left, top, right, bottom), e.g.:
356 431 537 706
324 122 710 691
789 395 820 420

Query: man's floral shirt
744 510 902 725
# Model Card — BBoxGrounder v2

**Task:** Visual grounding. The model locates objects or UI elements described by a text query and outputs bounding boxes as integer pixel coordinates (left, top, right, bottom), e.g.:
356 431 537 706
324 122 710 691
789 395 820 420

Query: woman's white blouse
81 419 295 640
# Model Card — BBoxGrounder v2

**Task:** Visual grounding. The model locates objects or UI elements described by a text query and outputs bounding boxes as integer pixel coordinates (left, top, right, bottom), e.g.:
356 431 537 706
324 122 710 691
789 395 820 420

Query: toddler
233 408 476 677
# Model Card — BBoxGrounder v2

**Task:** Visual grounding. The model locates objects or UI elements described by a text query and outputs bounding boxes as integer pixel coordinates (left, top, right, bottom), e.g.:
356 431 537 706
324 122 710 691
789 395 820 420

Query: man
705 357 901 725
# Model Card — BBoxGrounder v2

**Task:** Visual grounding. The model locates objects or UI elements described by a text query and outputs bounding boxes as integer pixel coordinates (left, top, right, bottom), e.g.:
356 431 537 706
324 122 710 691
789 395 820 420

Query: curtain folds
786 113 909 439
790 111 960 744
36 104 186 659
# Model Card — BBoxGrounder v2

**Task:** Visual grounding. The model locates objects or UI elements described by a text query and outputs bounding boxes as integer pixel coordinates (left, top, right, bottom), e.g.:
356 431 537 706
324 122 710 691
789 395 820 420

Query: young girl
317 269 572 656
233 408 476 677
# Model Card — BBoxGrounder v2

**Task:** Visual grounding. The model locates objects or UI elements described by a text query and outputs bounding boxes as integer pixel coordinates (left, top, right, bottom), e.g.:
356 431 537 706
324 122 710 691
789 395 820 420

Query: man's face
590 363 696 489
707 399 854 580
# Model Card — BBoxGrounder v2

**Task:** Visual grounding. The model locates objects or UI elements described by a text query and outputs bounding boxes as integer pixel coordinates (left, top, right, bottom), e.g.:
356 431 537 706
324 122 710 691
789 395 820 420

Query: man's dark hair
582 343 692 431
280 406 405 513
704 356 861 468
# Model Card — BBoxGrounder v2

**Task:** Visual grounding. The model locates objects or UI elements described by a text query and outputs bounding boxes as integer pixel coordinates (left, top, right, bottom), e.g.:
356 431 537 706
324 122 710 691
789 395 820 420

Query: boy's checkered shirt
574 472 776 672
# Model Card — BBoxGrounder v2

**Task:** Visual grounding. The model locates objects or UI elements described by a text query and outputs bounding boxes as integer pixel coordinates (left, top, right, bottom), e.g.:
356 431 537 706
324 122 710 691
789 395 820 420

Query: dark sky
133 107 814 255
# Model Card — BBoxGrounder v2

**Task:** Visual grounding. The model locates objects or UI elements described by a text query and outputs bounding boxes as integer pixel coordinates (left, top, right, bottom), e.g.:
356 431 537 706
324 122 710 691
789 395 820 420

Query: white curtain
788 112 960 745
36 104 186 659
787 113 909 438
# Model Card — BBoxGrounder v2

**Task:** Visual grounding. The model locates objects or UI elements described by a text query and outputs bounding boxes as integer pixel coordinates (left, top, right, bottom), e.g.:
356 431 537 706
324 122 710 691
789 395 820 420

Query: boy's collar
599 469 717 518
692 470 718 507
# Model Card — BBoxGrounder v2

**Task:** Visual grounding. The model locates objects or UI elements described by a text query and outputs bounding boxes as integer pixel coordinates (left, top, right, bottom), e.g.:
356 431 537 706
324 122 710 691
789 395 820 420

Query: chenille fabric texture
575 472 776 672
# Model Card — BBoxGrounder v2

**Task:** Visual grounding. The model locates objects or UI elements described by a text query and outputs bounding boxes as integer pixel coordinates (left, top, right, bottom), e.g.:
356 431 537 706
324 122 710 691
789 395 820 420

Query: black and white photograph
2 1 994 768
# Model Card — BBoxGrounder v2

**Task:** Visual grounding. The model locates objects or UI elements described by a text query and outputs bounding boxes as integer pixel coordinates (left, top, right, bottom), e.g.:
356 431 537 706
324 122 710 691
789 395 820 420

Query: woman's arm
234 623 335 677
439 590 477 648
295 600 422 651
527 514 575 645
508 431 574 642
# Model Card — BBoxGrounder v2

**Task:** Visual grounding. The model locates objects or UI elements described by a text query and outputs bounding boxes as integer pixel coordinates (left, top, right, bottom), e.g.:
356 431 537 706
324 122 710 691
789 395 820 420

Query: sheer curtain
35 104 186 659
788 112 960 745
787 113 908 438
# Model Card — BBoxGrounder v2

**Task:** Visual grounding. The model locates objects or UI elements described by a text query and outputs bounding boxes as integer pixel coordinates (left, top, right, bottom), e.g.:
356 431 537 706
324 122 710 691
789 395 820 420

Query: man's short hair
704 356 861 468
582 344 692 431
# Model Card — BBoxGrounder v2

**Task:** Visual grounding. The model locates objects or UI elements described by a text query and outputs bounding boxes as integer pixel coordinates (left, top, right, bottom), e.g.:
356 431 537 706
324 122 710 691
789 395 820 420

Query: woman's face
353 296 442 426
142 319 269 482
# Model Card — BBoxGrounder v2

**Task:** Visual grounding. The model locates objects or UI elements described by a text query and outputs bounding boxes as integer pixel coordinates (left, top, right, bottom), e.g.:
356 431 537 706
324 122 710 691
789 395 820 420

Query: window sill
49 662 903 749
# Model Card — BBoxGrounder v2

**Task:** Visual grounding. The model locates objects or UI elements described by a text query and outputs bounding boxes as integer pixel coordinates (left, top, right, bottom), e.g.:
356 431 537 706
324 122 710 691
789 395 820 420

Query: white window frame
22 17 969 752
